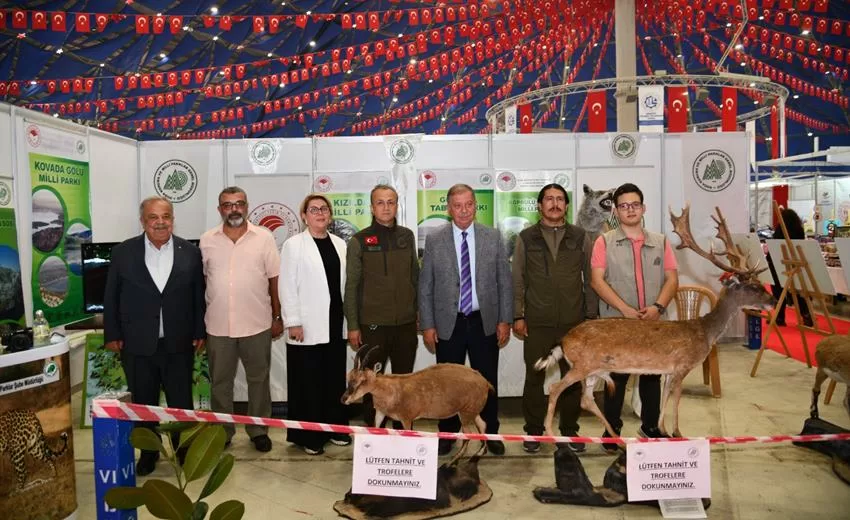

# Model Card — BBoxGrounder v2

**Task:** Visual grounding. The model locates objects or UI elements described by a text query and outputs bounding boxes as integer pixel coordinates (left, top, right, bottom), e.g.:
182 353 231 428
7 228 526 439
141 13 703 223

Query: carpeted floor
762 308 850 365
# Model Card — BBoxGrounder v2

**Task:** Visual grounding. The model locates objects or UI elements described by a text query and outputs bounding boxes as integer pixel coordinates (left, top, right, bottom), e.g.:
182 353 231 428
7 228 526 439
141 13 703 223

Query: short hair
218 186 247 205
447 183 475 204
537 183 569 205
613 183 644 205
370 184 398 204
139 196 173 219
300 193 333 216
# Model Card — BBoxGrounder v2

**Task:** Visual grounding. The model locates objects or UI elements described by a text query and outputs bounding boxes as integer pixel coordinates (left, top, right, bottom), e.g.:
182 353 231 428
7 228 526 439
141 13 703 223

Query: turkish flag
195 70 205 83
253 16 264 33
518 103 532 133
32 12 47 30
76 14 90 32
236 65 246 79
95 14 108 31
181 71 191 85
667 86 688 132
770 104 780 159
136 15 149 34
114 76 124 90
0 11 5 29
12 10 26 29
294 15 307 28
153 15 166 34
169 16 182 34
587 90 606 132
60 80 70 93
369 13 380 31
721 87 737 131
167 72 177 86
269 16 280 33
220 16 232 31
814 0 828 13
47 80 56 93
50 11 65 31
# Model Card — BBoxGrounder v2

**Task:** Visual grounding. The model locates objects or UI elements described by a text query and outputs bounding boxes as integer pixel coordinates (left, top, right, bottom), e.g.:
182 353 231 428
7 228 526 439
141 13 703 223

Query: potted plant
105 422 244 519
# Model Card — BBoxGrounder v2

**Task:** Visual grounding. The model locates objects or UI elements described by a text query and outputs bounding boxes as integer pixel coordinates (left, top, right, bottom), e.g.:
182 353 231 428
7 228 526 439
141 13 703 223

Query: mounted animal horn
669 204 764 281
355 344 382 371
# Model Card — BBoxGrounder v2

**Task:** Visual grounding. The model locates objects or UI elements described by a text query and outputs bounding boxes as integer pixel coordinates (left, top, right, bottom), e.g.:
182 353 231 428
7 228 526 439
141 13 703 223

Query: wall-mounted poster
0 175 25 326
416 169 494 258
26 122 91 326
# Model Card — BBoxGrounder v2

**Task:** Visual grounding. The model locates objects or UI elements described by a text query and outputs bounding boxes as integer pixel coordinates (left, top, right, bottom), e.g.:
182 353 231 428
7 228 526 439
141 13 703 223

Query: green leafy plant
105 423 245 520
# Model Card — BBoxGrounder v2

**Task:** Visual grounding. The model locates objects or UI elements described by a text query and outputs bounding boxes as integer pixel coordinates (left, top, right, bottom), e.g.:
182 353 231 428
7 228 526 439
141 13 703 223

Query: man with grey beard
200 186 283 452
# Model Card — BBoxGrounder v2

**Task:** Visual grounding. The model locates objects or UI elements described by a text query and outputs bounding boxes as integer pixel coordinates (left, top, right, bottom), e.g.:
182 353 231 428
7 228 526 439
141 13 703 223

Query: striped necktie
460 231 473 315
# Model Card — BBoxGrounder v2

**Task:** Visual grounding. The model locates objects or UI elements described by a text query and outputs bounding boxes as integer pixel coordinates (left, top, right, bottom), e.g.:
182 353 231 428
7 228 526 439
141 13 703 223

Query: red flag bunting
76 14 90 32
32 11 47 30
518 103 532 133
169 16 182 34
153 15 166 34
95 14 108 31
12 10 26 29
136 15 149 34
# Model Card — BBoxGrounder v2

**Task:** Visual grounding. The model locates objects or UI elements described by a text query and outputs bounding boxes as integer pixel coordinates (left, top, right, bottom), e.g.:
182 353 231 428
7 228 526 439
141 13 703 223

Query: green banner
80 333 211 428
326 192 372 243
0 178 25 326
30 153 91 326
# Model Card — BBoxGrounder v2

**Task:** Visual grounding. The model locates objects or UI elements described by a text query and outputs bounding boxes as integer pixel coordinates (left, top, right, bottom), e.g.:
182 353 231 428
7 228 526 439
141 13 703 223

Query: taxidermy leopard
0 409 69 490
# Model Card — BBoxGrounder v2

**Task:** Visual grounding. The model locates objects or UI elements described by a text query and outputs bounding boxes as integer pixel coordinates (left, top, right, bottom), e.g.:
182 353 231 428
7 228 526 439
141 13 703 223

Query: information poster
314 172 388 243
494 170 573 261
416 169 495 258
0 343 77 518
0 175 25 326
80 333 211 427
626 439 711 501
26 122 91 326
352 434 438 499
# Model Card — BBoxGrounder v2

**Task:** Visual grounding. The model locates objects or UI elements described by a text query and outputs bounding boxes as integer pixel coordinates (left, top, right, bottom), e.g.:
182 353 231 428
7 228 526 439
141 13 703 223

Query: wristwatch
652 302 666 315
273 315 282 322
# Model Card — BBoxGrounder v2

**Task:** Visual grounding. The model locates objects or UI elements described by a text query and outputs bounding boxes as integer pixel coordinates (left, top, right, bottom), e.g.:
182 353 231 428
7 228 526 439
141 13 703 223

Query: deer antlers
669 204 760 279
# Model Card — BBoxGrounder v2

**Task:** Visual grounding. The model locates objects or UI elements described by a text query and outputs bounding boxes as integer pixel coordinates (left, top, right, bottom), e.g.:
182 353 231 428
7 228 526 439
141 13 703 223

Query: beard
225 212 245 227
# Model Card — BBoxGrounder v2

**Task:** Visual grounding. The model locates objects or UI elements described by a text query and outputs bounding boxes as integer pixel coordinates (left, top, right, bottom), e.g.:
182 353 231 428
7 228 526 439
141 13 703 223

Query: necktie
460 231 473 315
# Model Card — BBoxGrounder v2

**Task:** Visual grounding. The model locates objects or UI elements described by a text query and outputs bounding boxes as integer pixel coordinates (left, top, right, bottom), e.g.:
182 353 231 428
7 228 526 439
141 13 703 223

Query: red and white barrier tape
91 400 850 445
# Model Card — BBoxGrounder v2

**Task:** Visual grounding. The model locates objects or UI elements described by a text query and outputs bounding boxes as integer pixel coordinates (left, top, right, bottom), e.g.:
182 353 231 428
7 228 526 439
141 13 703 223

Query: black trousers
522 326 581 436
286 339 349 451
436 312 499 434
121 339 193 453
360 322 418 428
603 373 661 432
772 283 811 322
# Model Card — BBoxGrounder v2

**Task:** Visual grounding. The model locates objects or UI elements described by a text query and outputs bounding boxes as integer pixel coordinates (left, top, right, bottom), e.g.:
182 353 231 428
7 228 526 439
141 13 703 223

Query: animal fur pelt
534 446 712 510
339 456 484 518
794 417 850 485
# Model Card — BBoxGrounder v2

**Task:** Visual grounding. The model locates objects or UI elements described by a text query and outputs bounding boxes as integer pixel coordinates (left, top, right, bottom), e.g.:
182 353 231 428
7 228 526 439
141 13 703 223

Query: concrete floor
71 342 850 519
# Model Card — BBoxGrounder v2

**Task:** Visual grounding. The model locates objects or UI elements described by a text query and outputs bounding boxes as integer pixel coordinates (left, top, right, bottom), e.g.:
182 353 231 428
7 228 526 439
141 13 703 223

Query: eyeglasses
307 206 330 215
616 202 643 211
220 201 247 210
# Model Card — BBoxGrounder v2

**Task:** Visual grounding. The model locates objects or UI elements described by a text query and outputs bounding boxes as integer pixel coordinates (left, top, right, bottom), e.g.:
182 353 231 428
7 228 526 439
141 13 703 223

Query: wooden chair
674 285 721 397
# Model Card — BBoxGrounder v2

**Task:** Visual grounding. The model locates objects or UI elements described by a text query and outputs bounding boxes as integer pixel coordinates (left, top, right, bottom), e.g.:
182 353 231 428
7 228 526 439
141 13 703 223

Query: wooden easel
751 201 837 376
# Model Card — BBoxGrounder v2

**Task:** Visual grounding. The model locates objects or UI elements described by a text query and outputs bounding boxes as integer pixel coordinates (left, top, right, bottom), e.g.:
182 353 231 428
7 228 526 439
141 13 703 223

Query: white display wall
2 103 750 398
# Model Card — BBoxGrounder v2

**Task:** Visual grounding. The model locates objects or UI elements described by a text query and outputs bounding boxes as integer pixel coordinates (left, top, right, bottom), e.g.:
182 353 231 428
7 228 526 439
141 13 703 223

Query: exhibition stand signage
0 175 25 326
627 439 710 517
26 121 91 326
0 340 77 519
352 434 439 500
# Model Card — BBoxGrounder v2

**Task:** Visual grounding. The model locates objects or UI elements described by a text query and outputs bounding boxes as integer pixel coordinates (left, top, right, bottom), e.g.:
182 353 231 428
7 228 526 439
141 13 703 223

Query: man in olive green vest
344 185 419 428
512 183 598 453
590 182 679 452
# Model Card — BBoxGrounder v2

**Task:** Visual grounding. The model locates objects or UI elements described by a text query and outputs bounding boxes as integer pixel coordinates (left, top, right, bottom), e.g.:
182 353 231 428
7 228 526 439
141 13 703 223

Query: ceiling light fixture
210 7 219 15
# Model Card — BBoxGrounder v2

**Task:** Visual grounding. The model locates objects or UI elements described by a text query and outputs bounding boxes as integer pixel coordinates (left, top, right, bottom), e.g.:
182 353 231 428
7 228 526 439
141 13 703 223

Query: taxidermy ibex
536 205 775 438
810 335 850 422
341 344 493 466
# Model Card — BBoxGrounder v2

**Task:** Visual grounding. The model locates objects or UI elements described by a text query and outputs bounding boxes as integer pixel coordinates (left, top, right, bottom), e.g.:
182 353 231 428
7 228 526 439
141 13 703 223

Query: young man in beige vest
512 184 597 453
590 183 678 451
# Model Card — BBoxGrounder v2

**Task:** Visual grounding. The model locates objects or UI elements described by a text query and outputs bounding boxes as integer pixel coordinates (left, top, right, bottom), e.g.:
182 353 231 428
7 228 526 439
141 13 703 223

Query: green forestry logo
250 140 278 167
390 138 415 164
692 150 735 192
0 180 11 207
154 159 198 203
611 134 637 159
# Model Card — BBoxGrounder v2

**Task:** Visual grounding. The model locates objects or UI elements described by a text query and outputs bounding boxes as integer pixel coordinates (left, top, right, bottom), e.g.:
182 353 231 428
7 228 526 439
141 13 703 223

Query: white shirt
144 235 174 338
452 222 479 312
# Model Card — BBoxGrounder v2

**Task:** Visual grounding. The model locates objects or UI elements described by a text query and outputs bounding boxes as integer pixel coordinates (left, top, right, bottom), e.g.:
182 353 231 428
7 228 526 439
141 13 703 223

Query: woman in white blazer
279 194 348 455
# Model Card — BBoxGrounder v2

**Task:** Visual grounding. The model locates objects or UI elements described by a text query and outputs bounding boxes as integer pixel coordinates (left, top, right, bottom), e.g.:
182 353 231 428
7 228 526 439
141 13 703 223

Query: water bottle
33 310 51 347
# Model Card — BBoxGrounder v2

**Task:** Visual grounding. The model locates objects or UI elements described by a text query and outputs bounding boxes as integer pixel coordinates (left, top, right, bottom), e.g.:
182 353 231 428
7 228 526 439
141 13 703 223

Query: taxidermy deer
535 205 775 438
810 335 850 422
341 344 493 466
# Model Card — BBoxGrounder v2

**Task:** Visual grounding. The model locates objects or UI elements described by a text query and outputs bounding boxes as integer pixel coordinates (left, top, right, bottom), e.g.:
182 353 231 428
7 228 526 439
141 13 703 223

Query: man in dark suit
104 196 206 475
419 183 512 456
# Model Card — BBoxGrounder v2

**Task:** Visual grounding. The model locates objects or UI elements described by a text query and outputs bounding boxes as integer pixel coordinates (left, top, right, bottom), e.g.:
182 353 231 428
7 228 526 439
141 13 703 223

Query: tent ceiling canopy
0 0 848 159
